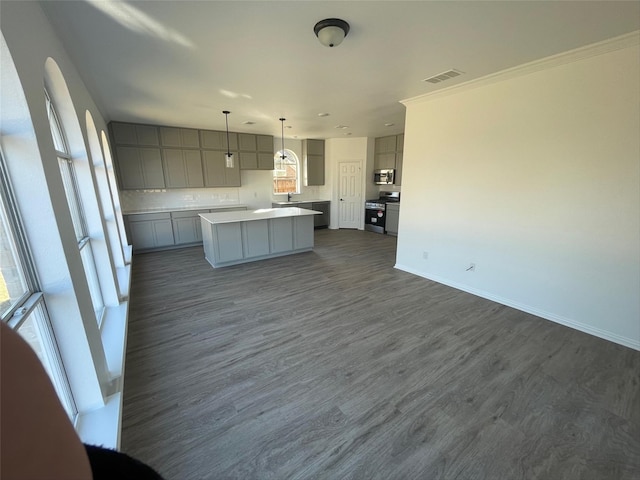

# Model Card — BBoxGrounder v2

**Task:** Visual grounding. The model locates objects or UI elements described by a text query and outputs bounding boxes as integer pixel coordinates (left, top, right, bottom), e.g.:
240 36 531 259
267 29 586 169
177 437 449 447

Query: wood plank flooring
121 229 640 479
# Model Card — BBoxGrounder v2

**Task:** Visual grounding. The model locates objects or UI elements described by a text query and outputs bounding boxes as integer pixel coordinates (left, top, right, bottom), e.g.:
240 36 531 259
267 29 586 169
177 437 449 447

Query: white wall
397 35 640 349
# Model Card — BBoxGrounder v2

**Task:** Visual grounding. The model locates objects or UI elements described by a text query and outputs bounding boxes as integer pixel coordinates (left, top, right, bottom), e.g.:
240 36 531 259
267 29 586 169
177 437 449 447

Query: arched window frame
273 149 301 195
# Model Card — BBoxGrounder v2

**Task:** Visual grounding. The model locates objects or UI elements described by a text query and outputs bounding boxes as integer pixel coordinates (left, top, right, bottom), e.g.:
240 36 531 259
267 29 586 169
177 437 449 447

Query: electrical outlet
422 251 429 260
466 263 476 272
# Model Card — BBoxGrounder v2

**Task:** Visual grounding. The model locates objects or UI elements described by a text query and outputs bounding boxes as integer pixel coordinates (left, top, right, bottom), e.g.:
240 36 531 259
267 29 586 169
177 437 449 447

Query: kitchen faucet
287 192 293 202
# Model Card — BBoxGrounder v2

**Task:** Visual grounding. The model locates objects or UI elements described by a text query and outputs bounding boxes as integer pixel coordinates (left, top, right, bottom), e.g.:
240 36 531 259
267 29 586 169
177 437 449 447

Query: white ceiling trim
402 30 640 107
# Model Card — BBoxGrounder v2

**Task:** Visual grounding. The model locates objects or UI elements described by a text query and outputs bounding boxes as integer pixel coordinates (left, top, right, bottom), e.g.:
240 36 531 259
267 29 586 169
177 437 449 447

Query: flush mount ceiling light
222 110 234 168
314 18 350 47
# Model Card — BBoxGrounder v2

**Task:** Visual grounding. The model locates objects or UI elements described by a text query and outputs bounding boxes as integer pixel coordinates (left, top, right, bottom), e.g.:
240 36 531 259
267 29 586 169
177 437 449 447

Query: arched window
273 149 300 195
45 89 105 325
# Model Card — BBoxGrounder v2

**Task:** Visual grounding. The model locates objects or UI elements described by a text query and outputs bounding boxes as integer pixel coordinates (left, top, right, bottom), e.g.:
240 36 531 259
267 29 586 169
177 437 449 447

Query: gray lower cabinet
270 217 294 253
312 202 330 228
385 204 400 235
271 201 330 228
126 213 175 251
126 207 247 252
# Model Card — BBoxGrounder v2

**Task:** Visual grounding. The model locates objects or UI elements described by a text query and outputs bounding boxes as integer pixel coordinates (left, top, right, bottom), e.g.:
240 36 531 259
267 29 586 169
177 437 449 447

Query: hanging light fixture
314 18 350 47
222 110 234 168
279 117 286 160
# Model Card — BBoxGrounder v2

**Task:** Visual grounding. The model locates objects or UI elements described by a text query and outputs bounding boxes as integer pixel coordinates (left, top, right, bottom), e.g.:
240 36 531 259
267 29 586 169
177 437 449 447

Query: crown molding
401 30 640 107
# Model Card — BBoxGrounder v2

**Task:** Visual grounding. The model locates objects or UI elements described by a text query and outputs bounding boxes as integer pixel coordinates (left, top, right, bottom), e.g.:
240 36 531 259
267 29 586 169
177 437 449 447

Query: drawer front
126 212 171 222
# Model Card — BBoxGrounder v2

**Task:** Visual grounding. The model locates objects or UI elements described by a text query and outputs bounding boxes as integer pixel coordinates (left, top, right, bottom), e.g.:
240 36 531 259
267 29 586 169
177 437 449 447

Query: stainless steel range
364 191 400 234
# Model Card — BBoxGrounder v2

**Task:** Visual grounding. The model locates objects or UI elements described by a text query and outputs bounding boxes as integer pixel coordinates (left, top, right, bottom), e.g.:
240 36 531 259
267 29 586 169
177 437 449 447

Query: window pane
17 301 78 421
0 190 30 317
58 157 85 241
79 241 104 326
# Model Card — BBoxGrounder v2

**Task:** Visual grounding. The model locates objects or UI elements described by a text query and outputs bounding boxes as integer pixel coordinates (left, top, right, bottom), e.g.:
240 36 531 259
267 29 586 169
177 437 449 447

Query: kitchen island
199 207 320 268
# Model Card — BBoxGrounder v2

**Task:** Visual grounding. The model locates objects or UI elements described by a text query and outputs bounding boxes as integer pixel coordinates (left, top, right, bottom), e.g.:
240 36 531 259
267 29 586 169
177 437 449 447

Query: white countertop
200 207 320 225
123 204 249 215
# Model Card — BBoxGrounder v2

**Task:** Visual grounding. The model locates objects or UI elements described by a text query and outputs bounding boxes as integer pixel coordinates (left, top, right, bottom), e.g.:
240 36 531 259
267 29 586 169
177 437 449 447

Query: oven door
364 206 385 233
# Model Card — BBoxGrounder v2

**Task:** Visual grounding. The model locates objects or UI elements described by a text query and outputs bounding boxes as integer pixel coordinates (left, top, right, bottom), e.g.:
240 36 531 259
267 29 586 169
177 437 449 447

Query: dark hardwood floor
121 229 640 479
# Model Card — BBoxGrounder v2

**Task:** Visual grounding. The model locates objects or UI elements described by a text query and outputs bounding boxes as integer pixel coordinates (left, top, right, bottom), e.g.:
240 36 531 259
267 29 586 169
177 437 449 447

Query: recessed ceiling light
285 125 292 129
242 121 255 125
384 123 394 127
344 132 352 136
317 113 330 117
335 125 349 129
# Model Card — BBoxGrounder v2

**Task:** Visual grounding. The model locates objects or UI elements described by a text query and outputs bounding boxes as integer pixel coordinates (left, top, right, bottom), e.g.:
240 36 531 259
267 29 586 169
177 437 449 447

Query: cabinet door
116 146 144 189
184 150 204 187
173 217 200 244
202 150 226 186
375 135 396 154
135 125 160 146
111 123 137 145
153 220 175 246
242 220 270 258
238 133 257 151
396 134 404 153
214 223 244 263
163 149 186 187
202 150 240 187
374 152 396 170
257 152 274 170
306 154 324 186
200 130 224 150
385 206 400 234
293 216 314 250
160 127 200 148
256 135 273 152
128 220 156 249
239 151 258 170
139 148 165 188
312 202 330 227
306 139 324 156
395 152 403 186
269 217 293 253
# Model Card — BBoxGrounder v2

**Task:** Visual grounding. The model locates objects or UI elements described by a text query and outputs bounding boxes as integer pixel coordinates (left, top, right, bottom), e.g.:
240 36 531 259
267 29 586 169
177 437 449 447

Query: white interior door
338 161 362 229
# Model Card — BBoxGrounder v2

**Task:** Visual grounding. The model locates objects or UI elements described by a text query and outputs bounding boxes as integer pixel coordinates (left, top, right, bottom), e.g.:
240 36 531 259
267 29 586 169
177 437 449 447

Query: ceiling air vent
422 69 463 84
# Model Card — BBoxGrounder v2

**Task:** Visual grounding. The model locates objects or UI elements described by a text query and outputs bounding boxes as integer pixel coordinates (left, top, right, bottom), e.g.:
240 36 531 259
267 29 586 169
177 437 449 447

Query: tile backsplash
121 188 241 213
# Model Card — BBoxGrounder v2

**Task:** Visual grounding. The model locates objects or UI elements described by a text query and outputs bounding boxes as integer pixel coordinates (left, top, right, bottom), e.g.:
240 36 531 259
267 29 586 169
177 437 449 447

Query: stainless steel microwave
374 169 395 185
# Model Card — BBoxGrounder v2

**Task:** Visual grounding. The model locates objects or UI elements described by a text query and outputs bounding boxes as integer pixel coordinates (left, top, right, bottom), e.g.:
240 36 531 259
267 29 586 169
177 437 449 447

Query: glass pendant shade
225 152 234 168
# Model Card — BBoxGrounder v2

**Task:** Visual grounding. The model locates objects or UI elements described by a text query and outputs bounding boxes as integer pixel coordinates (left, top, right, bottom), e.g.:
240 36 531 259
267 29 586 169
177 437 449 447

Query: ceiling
40 1 640 140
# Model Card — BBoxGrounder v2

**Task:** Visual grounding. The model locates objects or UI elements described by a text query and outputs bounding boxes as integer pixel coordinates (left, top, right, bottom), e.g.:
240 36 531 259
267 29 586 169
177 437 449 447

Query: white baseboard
395 263 640 351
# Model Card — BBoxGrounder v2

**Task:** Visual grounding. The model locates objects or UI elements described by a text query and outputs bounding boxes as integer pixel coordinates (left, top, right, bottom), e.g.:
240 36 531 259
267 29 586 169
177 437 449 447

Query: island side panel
242 220 270 258
269 217 294 253
201 217 216 266
293 216 314 250
213 223 244 263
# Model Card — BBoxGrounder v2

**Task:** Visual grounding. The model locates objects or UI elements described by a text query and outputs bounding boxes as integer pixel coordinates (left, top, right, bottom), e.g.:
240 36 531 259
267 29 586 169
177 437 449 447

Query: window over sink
273 149 300 195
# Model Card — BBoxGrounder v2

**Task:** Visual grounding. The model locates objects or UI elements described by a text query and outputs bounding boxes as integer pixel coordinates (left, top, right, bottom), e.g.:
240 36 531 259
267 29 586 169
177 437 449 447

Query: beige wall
397 36 640 349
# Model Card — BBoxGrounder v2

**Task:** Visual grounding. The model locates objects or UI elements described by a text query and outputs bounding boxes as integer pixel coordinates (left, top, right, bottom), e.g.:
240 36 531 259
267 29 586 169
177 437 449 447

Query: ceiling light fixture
314 18 350 48
279 117 286 160
222 110 234 168
317 113 330 117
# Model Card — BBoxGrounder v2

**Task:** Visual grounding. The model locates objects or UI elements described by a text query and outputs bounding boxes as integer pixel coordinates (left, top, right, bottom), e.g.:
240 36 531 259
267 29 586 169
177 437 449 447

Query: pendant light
279 117 286 160
222 110 234 168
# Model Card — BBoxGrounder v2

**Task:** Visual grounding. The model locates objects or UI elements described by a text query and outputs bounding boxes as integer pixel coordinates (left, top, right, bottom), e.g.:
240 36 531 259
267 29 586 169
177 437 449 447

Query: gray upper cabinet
238 133 257 151
112 122 159 146
200 130 238 151
238 133 274 170
373 133 404 184
303 139 325 186
115 146 165 189
202 150 241 187
375 135 396 154
160 127 200 148
257 135 273 152
163 149 204 188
